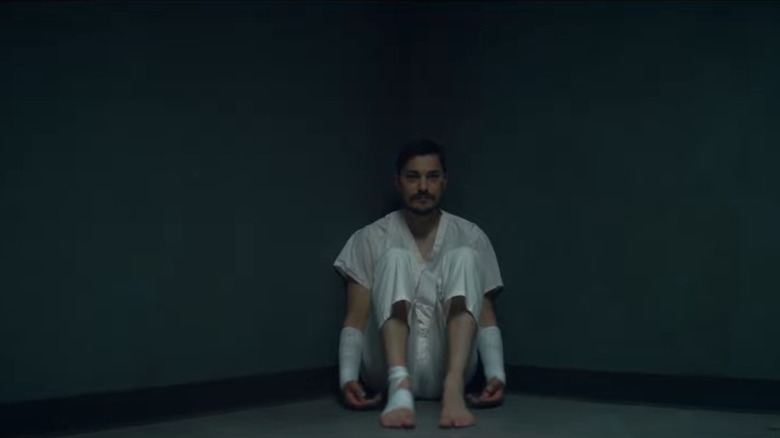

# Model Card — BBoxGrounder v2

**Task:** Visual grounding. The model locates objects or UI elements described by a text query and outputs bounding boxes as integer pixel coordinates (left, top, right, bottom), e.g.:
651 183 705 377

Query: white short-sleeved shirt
334 209 503 305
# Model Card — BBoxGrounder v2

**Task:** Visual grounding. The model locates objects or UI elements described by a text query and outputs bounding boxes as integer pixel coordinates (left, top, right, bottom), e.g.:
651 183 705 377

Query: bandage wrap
478 326 506 384
382 365 414 414
339 327 364 389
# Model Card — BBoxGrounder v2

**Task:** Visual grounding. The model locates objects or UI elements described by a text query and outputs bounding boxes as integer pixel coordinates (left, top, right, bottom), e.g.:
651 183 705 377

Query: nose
420 176 428 192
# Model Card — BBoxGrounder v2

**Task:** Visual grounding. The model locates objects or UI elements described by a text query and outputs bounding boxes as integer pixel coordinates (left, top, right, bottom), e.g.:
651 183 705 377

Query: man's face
396 154 447 216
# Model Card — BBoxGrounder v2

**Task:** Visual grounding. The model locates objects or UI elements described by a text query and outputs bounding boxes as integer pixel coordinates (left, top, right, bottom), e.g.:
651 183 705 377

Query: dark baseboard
0 366 339 438
506 365 780 414
3 365 779 437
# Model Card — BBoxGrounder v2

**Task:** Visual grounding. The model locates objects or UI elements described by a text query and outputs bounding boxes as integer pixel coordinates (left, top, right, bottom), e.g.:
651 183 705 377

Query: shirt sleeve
475 230 503 295
333 228 374 290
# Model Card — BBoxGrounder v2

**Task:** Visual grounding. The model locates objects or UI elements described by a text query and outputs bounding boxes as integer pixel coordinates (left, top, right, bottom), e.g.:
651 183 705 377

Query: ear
394 174 401 191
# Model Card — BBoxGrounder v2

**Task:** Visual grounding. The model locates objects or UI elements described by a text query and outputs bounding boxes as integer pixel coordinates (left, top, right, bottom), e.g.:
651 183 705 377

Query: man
333 139 506 429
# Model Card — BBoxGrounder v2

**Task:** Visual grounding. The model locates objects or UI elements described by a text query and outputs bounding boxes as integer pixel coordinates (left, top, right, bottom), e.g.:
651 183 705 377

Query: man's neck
402 208 442 240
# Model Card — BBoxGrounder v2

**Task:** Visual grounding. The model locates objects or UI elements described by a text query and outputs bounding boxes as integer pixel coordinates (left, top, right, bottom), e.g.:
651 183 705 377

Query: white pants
360 246 484 399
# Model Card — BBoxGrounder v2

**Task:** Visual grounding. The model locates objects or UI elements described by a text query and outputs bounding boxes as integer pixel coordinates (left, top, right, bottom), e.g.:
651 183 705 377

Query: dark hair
395 138 447 175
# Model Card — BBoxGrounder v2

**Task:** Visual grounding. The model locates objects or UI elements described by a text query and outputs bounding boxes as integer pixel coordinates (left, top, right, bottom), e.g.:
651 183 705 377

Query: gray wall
408 3 780 380
0 3 410 403
3 2 779 405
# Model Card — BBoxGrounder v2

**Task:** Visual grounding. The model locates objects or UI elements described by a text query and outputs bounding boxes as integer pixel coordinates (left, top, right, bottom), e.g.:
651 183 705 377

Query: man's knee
372 247 417 324
440 247 484 310
443 246 480 269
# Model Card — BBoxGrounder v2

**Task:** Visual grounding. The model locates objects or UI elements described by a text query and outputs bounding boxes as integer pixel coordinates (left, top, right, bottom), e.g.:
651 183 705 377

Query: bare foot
380 377 415 428
439 375 476 428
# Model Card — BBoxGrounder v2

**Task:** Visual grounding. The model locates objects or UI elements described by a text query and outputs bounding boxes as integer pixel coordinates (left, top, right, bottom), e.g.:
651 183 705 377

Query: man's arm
479 290 499 327
343 278 371 330
469 290 506 407
339 278 381 409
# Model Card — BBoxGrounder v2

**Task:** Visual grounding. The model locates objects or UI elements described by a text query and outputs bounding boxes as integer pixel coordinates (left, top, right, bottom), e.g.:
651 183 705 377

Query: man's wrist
339 327 363 389
478 326 506 384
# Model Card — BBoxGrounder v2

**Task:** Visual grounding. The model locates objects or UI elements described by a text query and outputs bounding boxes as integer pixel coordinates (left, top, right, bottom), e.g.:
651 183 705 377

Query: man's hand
465 377 505 408
342 380 383 410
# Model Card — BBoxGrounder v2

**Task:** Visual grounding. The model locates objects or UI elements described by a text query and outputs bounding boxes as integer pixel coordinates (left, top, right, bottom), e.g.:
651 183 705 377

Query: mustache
412 193 433 200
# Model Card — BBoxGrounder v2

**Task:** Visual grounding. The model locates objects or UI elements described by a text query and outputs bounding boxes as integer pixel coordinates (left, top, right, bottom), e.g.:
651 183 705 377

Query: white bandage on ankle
382 365 414 414
478 326 506 384
339 327 364 389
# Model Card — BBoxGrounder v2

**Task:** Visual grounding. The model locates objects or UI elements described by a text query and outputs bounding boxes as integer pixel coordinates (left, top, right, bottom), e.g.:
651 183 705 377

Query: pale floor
61 394 780 438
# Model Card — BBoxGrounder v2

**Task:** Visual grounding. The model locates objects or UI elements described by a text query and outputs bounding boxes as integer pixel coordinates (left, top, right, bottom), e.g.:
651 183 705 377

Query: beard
403 194 439 216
